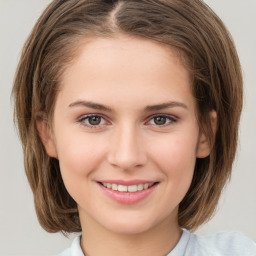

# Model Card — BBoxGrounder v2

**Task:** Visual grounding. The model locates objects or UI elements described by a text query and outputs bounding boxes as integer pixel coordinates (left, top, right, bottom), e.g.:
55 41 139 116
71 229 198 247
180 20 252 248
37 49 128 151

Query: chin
106 222 152 235
100 213 161 235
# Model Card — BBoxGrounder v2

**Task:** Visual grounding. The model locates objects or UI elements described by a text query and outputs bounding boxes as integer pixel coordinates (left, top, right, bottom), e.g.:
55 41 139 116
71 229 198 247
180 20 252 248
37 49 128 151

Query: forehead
57 36 194 111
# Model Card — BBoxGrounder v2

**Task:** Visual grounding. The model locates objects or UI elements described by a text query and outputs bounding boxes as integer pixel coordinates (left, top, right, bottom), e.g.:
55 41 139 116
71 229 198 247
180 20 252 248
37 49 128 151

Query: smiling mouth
98 182 158 193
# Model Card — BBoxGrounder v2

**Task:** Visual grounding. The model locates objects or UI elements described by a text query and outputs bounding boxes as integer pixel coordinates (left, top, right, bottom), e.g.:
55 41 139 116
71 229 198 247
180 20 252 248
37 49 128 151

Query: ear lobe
196 111 218 158
36 115 58 158
196 132 211 158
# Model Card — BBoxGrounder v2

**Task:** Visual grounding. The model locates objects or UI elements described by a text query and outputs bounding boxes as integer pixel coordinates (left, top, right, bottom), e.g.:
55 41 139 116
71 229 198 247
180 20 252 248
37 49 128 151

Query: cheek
55 131 106 177
150 132 197 188
55 132 107 202
151 132 197 166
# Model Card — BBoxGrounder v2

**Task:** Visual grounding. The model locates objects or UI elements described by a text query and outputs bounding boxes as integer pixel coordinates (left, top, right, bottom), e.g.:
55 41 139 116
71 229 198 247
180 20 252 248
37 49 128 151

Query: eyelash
78 114 109 128
78 114 177 129
147 114 177 127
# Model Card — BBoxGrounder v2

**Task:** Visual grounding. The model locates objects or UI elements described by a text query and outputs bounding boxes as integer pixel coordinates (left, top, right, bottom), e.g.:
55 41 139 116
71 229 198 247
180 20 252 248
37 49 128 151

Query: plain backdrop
0 0 255 255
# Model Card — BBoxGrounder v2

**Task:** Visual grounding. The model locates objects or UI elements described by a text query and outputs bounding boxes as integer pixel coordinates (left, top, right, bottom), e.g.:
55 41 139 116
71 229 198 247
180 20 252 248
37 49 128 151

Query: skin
37 35 216 256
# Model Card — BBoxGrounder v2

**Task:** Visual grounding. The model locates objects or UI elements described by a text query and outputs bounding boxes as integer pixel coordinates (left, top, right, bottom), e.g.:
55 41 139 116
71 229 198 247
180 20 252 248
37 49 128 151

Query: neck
79 210 182 256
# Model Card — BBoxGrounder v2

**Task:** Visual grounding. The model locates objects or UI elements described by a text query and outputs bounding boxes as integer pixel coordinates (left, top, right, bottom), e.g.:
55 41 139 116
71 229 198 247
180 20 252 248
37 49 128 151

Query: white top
57 229 256 256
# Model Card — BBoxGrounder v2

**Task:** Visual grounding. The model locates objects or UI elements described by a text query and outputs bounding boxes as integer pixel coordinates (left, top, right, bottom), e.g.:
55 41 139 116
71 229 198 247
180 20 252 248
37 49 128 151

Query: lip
97 180 159 204
98 179 156 186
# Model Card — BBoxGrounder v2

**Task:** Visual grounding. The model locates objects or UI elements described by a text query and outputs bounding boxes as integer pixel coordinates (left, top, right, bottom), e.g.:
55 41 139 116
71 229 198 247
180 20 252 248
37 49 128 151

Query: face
38 36 212 235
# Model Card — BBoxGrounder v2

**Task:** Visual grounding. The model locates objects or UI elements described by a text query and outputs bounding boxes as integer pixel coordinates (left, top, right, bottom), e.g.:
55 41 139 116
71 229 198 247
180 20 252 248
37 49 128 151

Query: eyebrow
68 100 188 112
144 101 188 111
69 100 112 112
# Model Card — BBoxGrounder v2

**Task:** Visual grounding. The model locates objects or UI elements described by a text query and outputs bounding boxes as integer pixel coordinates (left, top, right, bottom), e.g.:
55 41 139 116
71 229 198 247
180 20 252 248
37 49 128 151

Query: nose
107 125 147 171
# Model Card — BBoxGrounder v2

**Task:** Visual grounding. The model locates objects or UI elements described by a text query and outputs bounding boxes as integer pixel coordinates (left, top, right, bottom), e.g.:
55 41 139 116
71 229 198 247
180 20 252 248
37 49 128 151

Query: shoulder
187 230 256 256
56 247 71 256
56 236 84 256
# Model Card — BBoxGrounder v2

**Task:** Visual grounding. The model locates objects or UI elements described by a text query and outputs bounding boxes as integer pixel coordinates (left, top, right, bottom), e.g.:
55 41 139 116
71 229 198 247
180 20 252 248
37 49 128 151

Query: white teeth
128 185 137 192
118 185 128 192
143 183 149 189
112 184 118 190
137 184 143 191
101 182 154 192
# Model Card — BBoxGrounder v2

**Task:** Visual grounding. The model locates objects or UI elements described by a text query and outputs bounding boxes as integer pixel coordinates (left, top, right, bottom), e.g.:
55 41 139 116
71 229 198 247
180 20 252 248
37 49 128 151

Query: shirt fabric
57 229 256 256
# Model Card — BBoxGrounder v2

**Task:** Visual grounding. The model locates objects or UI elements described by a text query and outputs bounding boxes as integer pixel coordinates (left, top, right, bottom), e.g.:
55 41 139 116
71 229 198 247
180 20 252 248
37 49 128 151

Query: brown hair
12 0 243 233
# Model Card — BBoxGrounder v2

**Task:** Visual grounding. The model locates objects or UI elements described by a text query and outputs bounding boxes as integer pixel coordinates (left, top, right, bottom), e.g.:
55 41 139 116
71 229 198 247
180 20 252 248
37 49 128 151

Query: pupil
89 116 101 125
154 116 166 125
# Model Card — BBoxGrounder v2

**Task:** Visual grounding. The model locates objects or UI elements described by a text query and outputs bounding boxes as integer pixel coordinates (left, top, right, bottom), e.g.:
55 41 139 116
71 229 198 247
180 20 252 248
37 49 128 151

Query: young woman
12 0 256 255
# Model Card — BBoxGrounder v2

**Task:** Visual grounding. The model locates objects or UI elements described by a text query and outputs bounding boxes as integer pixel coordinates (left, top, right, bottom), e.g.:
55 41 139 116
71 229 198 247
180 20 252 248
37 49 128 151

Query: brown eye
148 115 176 126
79 115 108 127
88 116 102 125
153 116 167 125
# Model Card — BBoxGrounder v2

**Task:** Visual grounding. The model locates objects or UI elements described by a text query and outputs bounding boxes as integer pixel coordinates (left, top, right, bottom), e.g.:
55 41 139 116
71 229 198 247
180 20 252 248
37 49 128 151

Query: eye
147 115 177 126
79 115 108 127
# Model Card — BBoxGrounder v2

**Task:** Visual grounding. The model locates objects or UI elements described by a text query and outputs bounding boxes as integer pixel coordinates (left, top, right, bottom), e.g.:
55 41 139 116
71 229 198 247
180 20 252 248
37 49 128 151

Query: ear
196 111 218 158
36 114 58 158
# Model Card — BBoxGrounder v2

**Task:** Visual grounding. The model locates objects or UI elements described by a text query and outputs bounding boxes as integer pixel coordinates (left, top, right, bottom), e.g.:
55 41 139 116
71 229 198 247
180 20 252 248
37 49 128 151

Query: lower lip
98 183 158 204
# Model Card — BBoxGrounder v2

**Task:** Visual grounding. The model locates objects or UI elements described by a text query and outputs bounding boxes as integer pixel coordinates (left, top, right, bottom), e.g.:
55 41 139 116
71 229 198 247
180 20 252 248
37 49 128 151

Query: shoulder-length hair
12 0 243 233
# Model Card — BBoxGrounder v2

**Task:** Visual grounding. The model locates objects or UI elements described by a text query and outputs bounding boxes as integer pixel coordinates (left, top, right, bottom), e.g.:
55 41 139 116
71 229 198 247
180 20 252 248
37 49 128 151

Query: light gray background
0 0 255 255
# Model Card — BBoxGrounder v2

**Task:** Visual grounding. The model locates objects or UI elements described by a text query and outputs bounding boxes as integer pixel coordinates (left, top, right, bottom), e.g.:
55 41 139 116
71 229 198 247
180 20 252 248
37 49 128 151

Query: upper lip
97 180 158 186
